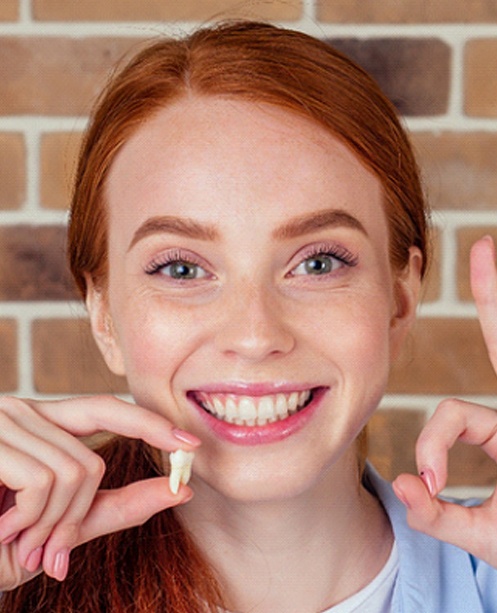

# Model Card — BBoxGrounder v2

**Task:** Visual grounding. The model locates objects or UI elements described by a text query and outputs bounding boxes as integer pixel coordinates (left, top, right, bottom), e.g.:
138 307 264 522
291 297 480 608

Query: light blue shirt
365 464 497 612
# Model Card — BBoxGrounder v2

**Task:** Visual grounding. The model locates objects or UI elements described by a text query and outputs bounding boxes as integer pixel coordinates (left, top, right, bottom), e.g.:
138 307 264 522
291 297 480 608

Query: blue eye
292 245 357 277
160 261 208 280
145 252 210 280
293 253 343 276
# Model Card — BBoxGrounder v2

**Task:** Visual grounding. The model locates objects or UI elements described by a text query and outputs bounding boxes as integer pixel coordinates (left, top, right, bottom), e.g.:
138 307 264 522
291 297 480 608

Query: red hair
3 21 429 611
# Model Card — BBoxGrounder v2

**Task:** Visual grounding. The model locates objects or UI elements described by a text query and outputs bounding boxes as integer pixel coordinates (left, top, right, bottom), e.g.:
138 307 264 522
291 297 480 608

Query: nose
214 280 295 361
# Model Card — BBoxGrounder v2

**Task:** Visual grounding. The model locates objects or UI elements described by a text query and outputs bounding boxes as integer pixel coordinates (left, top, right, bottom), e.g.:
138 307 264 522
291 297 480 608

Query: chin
190 449 344 505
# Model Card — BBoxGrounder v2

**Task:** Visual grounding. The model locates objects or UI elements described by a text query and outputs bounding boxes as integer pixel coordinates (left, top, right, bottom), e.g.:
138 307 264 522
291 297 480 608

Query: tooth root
181 461 193 485
169 467 181 495
169 450 195 495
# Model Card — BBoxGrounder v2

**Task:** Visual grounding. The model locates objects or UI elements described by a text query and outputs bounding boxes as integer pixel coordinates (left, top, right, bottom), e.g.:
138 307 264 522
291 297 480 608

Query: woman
1 20 497 612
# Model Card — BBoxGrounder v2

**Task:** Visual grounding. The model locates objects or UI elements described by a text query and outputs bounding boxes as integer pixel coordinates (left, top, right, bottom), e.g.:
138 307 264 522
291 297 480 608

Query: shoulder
364 463 497 612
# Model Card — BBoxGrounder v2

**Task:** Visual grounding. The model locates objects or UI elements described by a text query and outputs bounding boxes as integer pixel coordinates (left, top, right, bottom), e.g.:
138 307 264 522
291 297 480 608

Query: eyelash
290 243 359 276
144 250 209 279
144 243 358 281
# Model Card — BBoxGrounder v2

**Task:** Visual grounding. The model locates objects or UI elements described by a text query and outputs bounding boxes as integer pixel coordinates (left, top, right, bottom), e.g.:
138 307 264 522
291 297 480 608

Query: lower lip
189 388 327 446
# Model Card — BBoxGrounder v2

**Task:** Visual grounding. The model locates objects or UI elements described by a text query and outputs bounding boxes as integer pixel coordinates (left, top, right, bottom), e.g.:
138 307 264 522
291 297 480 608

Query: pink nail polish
53 548 70 581
419 468 437 497
1 531 20 545
24 547 43 573
393 485 411 510
172 428 201 447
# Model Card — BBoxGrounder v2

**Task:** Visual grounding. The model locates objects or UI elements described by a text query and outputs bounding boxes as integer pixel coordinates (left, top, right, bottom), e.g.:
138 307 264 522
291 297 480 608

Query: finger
0 441 53 543
0 410 108 574
393 473 496 565
415 398 497 495
470 236 497 370
30 395 201 452
0 414 102 559
39 476 192 581
15 451 105 574
0 541 43 591
76 477 192 547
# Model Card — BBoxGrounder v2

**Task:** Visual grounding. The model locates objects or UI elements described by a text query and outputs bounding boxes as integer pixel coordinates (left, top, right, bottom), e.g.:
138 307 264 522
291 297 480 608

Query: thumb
77 477 192 546
392 473 478 553
393 472 442 528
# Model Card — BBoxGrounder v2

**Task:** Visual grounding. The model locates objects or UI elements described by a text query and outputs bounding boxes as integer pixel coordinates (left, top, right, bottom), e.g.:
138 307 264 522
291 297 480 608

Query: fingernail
419 468 437 497
172 428 201 447
25 547 43 573
53 548 70 581
393 484 411 509
1 531 19 545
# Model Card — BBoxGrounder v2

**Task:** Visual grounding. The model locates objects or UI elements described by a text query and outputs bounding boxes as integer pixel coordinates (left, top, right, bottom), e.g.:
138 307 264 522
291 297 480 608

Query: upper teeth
169 449 195 495
195 390 312 426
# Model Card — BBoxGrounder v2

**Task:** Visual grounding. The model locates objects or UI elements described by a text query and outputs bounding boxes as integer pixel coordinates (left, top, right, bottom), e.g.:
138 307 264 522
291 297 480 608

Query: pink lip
190 381 318 396
187 386 327 446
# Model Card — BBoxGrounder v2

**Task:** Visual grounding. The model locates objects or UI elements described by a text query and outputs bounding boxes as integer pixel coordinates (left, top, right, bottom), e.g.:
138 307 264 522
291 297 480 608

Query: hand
392 236 497 567
0 395 200 589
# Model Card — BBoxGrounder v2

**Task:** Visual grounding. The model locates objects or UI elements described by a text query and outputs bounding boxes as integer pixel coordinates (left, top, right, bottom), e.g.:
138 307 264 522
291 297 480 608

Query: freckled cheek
116 304 206 382
315 299 392 375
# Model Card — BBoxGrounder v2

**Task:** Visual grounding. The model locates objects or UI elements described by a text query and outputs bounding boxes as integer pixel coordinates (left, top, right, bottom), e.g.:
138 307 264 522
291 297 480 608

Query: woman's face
89 96 420 501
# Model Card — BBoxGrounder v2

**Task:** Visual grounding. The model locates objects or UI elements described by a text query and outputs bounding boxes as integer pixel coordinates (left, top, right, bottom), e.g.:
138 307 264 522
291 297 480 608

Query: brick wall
1 0 497 495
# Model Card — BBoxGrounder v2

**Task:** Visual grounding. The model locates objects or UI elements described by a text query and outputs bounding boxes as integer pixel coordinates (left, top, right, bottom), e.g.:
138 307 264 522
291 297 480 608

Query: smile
190 389 316 426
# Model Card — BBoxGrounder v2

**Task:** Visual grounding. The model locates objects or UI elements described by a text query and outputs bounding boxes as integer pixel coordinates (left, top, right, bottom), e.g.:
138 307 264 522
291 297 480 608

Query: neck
176 455 393 613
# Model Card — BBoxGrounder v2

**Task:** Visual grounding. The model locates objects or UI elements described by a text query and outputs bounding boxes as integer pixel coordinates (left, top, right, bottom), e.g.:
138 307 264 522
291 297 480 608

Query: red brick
413 132 497 211
32 318 128 394
329 38 450 116
0 37 138 116
447 440 497 487
422 228 441 303
456 227 497 301
0 134 25 210
318 0 497 23
368 407 497 487
0 0 17 21
40 132 82 210
368 409 425 480
33 0 301 21
0 225 77 300
465 40 497 118
0 320 17 392
389 318 497 395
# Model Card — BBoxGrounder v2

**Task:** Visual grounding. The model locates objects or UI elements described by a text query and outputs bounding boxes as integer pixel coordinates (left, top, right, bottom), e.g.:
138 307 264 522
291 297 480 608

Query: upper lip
187 382 324 396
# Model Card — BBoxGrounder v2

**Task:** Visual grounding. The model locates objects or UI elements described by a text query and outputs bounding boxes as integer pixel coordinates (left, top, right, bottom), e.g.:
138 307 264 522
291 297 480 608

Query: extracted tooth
169 449 195 495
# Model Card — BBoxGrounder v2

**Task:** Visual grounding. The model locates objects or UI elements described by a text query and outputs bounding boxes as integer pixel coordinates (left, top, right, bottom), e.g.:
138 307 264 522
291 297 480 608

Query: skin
393 236 497 568
0 96 496 606
89 96 421 611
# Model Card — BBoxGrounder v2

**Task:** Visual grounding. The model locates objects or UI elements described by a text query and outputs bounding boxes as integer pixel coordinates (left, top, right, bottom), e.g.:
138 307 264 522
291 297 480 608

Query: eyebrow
128 215 220 251
128 207 367 251
272 208 368 240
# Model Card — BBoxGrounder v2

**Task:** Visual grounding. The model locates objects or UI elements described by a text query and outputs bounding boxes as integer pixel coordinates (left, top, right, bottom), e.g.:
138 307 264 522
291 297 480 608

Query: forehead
105 96 386 235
